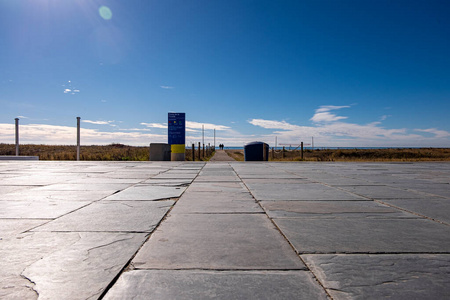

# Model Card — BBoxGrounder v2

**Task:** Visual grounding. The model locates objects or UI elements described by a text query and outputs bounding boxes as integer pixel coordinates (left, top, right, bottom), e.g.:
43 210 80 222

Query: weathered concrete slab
180 191 255 201
171 197 262 214
33 200 174 232
0 219 48 238
195 175 241 182
338 185 427 199
104 270 328 300
303 254 450 300
132 213 305 270
33 183 131 191
16 233 146 299
379 198 450 224
246 182 367 201
275 217 450 253
140 179 193 186
0 200 91 219
104 185 186 201
261 200 403 218
187 182 248 193
0 190 115 201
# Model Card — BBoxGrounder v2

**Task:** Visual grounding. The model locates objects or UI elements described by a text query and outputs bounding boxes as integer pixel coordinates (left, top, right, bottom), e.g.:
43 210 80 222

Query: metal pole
301 142 304 160
76 117 80 161
192 144 195 161
202 125 204 146
15 118 19 156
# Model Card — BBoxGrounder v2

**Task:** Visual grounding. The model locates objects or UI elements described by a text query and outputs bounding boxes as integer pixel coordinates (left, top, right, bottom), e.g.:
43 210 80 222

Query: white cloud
248 119 300 131
248 105 450 147
310 105 349 123
141 122 167 129
63 89 72 94
82 120 116 127
160 85 174 89
0 123 166 146
415 128 450 138
186 121 230 131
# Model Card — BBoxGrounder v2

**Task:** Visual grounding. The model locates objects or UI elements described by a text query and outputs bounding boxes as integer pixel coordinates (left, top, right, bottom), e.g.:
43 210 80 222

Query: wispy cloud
82 120 116 127
415 128 450 138
160 85 174 89
310 105 349 123
186 121 230 131
141 122 167 129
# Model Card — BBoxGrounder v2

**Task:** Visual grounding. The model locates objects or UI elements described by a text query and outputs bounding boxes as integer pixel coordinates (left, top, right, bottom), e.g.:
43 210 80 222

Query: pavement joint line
131 268 309 272
229 163 334 300
97 162 206 300
374 199 450 226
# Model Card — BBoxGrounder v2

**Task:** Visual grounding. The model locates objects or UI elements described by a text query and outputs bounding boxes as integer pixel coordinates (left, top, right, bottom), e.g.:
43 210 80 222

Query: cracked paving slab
21 232 147 300
103 185 186 201
32 200 174 232
0 199 91 219
1 232 146 299
302 254 450 300
103 270 328 300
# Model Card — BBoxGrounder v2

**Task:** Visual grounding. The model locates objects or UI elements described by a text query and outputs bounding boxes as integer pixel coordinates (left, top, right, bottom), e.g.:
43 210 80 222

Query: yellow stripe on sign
171 144 185 154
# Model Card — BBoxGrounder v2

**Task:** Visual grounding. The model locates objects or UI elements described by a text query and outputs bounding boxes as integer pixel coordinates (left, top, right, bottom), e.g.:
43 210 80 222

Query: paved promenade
1 161 449 299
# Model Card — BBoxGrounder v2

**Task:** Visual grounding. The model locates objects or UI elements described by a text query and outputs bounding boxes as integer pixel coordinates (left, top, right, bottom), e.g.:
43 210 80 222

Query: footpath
208 149 235 161
1 161 449 299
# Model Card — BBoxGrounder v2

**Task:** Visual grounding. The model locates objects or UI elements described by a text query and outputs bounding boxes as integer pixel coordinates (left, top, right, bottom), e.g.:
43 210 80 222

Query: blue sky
1 0 449 147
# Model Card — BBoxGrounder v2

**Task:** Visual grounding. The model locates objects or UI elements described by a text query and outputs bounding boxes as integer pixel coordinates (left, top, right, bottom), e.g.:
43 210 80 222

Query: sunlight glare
99 6 112 20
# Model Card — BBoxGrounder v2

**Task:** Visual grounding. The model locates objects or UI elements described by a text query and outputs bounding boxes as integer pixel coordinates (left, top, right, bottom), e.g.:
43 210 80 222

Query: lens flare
99 6 112 20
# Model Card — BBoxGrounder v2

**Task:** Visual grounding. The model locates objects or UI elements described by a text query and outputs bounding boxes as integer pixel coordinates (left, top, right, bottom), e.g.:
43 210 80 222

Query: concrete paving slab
104 185 186 201
0 219 49 238
303 254 450 300
33 200 174 232
195 175 241 182
33 183 131 191
338 185 428 199
0 200 91 219
0 190 115 201
379 198 450 224
180 191 255 201
152 172 199 179
275 218 450 253
22 232 147 300
140 179 193 186
104 270 328 300
246 182 367 201
171 197 262 214
260 200 402 218
132 213 305 270
187 182 247 193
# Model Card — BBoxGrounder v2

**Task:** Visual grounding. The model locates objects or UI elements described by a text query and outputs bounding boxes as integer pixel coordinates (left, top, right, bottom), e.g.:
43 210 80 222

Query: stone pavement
1 161 449 299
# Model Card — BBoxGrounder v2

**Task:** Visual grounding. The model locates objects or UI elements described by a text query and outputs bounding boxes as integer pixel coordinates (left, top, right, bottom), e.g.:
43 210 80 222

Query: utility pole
76 117 81 161
15 118 19 156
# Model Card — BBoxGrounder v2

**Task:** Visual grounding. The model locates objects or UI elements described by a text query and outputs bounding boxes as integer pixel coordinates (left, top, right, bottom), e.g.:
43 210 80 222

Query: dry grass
227 148 450 162
0 143 215 161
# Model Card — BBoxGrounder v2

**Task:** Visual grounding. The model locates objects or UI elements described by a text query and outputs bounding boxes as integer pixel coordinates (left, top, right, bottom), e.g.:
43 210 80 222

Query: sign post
168 112 185 161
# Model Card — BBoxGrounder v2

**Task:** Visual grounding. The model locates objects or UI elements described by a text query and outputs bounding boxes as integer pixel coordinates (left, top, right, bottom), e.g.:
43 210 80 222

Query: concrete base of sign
171 152 185 161
0 156 39 160
149 144 171 161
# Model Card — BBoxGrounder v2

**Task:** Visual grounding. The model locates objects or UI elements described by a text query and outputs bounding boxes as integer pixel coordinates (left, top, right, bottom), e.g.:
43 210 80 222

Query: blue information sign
168 112 185 145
